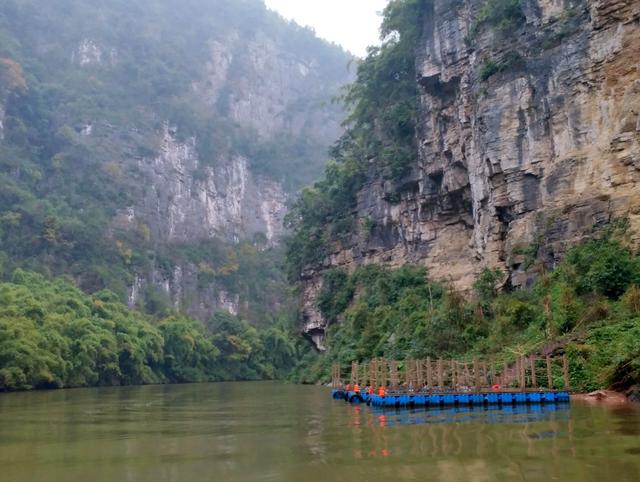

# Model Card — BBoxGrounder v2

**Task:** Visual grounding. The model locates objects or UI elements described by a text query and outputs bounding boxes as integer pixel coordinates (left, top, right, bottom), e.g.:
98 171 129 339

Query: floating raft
331 355 572 410
332 389 570 408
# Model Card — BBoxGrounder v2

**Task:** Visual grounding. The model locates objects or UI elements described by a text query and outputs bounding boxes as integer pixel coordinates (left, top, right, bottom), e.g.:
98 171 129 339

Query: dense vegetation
0 270 303 391
291 232 640 394
284 0 426 281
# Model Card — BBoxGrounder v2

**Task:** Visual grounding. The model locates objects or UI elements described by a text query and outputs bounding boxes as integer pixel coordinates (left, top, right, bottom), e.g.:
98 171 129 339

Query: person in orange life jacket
378 385 386 397
354 384 360 394
368 386 374 395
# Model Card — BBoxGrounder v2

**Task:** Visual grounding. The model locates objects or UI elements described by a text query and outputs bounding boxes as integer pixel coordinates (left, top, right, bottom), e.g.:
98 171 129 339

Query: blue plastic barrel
528 392 542 403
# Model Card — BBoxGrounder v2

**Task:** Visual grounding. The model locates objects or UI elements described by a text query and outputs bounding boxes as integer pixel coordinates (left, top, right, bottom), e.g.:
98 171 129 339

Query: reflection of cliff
302 0 640 344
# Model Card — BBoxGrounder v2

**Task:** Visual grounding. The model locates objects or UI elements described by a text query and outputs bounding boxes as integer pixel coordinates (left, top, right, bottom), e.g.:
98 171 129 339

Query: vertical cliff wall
301 0 640 347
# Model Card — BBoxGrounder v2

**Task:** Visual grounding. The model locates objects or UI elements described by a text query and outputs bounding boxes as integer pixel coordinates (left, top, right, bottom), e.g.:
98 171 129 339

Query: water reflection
343 402 575 463
358 403 571 428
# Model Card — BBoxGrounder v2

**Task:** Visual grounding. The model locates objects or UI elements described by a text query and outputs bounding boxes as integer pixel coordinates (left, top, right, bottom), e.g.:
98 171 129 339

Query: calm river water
1 382 639 482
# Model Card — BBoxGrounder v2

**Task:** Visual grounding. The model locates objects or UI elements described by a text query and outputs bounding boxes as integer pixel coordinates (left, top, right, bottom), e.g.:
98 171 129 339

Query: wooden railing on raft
332 355 570 393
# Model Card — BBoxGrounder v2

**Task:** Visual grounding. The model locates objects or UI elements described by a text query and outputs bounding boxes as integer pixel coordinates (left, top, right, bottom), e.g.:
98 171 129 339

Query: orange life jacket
354 384 360 393
378 386 386 397
368 386 374 395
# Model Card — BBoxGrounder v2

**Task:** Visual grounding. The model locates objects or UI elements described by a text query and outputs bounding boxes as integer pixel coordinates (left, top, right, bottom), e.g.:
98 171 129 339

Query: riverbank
572 389 640 406
290 238 640 396
0 271 299 392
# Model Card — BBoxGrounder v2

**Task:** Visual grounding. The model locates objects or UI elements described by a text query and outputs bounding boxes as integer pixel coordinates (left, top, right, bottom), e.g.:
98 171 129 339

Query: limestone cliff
302 0 640 347
0 0 351 323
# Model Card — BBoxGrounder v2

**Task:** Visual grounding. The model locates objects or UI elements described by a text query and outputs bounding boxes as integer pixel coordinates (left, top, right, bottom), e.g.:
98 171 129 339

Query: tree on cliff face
0 58 27 96
285 0 427 281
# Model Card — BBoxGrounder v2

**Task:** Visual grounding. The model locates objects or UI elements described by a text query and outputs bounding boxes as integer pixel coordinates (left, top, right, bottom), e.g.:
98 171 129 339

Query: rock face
58 16 349 320
302 0 640 347
103 25 348 317
112 125 290 320
122 124 288 245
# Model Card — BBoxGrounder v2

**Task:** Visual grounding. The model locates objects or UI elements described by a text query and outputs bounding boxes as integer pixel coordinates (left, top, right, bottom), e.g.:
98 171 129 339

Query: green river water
1 382 639 482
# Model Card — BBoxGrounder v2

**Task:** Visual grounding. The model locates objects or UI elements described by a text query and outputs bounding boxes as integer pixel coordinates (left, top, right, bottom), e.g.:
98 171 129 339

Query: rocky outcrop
302 0 640 347
71 39 117 66
118 124 288 245
0 57 28 141
198 33 344 144
112 125 289 319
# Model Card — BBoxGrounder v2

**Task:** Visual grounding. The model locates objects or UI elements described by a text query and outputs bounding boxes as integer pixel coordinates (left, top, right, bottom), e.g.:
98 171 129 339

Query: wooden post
437 358 444 390
390 360 399 391
362 362 369 388
381 359 388 388
562 354 570 390
410 359 417 389
426 357 433 390
464 363 472 390
451 361 457 392
481 361 488 388
519 357 526 390
407 359 414 389
369 360 377 388
401 360 407 388
474 358 481 392
546 356 553 390
531 357 537 388
416 359 424 389
503 361 509 388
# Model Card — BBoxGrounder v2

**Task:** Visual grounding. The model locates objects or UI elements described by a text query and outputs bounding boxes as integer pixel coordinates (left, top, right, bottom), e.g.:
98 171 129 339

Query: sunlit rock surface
302 0 640 348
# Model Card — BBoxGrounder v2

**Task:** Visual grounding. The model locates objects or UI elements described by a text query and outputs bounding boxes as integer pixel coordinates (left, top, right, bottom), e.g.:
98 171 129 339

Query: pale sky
264 0 389 57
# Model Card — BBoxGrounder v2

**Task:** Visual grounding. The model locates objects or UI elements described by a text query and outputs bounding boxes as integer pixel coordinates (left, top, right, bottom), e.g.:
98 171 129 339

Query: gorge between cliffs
0 0 639 402
2 1 640 481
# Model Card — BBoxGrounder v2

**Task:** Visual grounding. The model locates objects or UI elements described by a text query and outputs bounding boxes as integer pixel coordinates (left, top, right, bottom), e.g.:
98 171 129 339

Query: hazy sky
264 0 389 56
